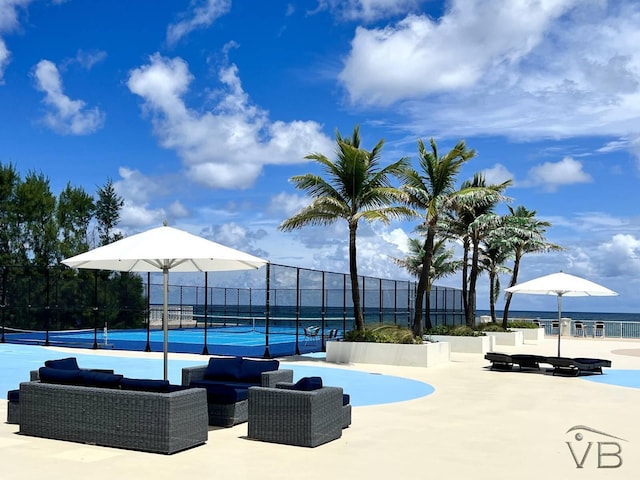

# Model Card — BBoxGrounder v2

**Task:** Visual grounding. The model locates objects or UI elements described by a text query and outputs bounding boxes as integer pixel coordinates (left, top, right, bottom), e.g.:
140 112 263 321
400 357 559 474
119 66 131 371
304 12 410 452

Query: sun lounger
545 357 611 376
484 352 546 371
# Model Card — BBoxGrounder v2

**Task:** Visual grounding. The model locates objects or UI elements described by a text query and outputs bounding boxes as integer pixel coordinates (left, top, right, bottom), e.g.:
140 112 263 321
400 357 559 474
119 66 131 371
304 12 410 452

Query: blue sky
1 0 639 314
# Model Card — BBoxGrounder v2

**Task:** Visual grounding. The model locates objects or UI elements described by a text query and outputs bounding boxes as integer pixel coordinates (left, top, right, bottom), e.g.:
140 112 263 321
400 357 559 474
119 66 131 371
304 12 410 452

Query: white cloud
482 163 514 186
32 59 104 135
113 167 167 227
166 0 231 46
73 49 107 70
524 156 592 191
0 38 8 82
340 1 574 105
0 0 33 82
268 192 310 217
127 53 333 189
316 0 424 22
338 0 640 146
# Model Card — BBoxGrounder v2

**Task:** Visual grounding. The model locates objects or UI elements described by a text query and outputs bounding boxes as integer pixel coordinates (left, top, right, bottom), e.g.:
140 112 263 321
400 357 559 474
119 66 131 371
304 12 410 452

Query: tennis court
1 322 336 357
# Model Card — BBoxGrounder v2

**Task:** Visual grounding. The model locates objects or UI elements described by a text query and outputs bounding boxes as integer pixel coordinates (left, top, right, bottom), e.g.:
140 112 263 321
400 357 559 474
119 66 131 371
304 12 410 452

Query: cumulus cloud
339 0 640 145
482 163 514 186
166 0 231 46
32 59 104 135
127 53 333 189
524 156 592 191
0 0 33 82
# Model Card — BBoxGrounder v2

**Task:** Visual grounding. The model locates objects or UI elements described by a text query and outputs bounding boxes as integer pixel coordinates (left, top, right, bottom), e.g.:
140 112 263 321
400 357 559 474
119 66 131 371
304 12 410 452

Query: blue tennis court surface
0 343 435 407
3 326 325 357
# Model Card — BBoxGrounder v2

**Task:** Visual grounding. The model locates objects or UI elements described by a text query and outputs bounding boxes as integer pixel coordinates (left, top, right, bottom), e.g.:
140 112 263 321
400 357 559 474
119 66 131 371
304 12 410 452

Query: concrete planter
483 331 524 346
326 341 450 367
427 335 495 354
510 327 545 342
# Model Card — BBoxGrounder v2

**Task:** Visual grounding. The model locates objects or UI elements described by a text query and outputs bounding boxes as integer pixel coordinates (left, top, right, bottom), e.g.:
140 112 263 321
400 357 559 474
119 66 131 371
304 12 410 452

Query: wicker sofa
181 356 294 427
247 381 344 447
19 375 208 454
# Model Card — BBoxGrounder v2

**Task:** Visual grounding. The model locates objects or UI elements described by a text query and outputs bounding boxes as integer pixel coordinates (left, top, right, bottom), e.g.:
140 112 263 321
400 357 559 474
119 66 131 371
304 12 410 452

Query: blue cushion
7 389 19 402
190 382 249 404
39 367 80 385
44 357 80 370
120 377 171 393
238 359 279 382
343 393 350 406
292 376 323 391
78 370 123 389
203 356 243 381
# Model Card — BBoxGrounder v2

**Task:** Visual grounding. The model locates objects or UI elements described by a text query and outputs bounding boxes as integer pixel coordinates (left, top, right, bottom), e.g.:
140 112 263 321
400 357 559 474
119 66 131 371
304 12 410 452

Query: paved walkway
2 336 640 479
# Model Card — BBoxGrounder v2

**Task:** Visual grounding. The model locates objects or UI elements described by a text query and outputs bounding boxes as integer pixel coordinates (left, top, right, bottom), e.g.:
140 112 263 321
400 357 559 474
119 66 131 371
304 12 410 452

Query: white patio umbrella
61 223 268 380
505 271 618 357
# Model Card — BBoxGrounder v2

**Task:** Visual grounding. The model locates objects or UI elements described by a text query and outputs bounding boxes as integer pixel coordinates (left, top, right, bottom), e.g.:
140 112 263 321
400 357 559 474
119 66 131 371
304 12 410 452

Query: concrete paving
2 336 640 480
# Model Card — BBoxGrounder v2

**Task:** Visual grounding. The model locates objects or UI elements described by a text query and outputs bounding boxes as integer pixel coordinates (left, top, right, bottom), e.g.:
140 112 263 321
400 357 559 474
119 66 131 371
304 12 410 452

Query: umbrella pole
557 294 562 357
163 266 169 381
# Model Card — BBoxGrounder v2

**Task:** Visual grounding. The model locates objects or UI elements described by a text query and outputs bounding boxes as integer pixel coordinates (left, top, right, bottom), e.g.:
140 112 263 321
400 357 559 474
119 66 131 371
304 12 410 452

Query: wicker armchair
247 385 344 447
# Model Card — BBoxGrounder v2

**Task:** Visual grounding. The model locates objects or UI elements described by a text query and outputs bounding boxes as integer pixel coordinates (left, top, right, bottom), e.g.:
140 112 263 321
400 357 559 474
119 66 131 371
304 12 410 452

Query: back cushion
292 376 323 391
78 370 123 389
38 367 80 385
44 357 80 370
121 378 171 393
203 356 243 381
239 359 280 382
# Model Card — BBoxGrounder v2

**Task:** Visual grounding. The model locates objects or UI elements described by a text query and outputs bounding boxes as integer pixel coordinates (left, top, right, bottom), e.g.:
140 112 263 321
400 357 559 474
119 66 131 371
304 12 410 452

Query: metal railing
526 319 640 339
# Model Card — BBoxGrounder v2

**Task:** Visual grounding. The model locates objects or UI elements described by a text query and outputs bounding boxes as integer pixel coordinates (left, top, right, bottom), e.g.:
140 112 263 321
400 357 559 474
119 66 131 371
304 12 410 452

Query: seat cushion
39 366 81 384
190 381 249 404
78 370 123 389
238 359 279 383
203 356 243 381
120 377 171 393
44 357 80 370
343 393 350 406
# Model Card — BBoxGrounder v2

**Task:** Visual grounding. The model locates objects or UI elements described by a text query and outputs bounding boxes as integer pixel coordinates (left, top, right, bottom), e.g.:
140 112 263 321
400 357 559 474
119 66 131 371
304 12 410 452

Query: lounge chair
484 352 545 371
545 357 611 376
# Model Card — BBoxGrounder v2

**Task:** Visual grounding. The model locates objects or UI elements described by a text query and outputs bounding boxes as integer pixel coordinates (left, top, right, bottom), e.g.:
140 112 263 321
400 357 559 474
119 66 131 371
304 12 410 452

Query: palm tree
399 138 477 337
480 232 513 323
279 126 413 331
455 175 511 326
393 237 460 330
500 205 563 328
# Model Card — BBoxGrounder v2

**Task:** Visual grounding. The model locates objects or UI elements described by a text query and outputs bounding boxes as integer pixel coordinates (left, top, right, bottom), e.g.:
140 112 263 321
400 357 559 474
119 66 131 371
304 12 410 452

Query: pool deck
2 336 640 479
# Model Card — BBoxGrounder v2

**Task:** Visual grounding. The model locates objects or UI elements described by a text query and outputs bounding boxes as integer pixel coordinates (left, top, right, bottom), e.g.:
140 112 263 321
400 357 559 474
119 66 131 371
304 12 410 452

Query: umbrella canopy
505 272 617 357
62 224 268 379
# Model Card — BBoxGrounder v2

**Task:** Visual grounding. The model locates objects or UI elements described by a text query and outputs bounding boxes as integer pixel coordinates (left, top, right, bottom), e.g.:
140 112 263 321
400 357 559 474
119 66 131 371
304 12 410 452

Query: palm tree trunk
461 237 470 324
489 272 496 322
502 251 522 329
413 226 435 337
349 221 364 331
467 235 480 327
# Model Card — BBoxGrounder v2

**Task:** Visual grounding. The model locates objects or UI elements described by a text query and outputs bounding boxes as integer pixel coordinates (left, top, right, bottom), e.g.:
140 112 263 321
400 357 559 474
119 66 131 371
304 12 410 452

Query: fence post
202 272 209 355
263 263 271 359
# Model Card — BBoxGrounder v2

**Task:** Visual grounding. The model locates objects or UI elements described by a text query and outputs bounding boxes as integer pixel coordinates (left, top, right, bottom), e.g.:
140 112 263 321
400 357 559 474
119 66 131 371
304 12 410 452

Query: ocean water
477 310 640 322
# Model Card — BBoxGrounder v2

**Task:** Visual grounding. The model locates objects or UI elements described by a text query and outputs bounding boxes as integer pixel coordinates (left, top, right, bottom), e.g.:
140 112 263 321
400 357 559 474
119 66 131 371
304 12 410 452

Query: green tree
14 171 58 266
501 205 562 328
279 126 412 331
0 163 20 266
57 182 95 260
399 138 476 336
393 236 460 329
95 178 124 246
480 229 513 323
451 174 510 327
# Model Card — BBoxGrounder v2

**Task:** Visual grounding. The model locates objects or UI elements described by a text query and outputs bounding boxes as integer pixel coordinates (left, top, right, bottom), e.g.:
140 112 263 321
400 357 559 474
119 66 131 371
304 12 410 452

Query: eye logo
566 425 627 469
